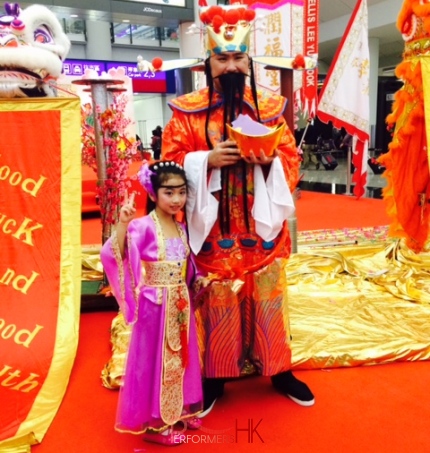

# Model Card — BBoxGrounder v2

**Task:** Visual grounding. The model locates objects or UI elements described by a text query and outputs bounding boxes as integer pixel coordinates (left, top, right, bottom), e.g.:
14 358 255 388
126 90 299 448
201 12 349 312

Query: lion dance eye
420 0 430 5
401 15 417 42
34 27 54 44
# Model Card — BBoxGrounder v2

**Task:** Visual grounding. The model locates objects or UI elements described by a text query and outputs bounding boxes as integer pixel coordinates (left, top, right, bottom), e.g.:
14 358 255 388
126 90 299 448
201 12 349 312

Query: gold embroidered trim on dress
110 231 127 311
161 286 190 424
148 210 191 426
110 227 139 323
142 260 187 287
126 226 139 318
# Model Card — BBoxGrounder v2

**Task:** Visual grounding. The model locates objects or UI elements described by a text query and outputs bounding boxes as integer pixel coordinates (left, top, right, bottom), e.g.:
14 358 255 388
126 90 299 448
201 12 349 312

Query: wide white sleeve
184 151 221 255
252 156 295 241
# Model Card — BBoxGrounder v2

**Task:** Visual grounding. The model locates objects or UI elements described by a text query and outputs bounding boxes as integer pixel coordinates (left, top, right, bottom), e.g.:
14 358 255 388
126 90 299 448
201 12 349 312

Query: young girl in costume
100 161 204 446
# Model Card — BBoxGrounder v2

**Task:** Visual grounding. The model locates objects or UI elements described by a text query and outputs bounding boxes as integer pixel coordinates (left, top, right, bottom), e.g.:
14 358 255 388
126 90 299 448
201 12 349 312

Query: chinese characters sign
251 0 319 116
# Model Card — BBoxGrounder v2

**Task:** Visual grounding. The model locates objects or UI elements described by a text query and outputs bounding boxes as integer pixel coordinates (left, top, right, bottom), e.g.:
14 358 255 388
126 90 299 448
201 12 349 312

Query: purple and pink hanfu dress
100 210 203 434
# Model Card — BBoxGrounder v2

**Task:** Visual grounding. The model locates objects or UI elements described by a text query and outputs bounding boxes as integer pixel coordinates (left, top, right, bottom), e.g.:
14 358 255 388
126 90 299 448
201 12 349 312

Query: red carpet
294 190 390 230
31 191 430 453
33 311 430 453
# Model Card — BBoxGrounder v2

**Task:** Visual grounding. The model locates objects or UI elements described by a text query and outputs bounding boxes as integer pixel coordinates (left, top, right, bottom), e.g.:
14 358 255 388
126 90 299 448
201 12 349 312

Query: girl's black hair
145 161 187 213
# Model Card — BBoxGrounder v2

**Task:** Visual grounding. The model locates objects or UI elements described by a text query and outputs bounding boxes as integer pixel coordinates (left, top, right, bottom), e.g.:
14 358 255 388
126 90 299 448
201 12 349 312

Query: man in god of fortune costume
162 3 315 413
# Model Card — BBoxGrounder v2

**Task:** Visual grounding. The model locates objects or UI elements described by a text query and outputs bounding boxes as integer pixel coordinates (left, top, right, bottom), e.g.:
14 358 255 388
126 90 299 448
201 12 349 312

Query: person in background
100 161 206 446
299 118 320 170
340 131 355 174
331 126 343 150
340 131 353 153
150 125 162 160
162 3 314 417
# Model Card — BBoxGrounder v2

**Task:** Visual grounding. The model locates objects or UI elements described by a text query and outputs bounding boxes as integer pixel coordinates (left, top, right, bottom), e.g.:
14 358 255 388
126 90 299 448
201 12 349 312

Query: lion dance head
0 2 70 97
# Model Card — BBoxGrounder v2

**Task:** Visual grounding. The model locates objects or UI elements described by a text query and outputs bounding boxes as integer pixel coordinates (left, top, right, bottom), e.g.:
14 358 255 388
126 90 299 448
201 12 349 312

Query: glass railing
61 18 179 49
112 23 179 48
62 18 86 42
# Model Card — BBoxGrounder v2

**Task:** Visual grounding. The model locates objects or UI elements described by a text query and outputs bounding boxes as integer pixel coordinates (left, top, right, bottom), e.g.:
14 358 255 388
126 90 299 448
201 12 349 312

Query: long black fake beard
204 58 261 148
213 72 250 235
204 63 261 236
215 72 247 133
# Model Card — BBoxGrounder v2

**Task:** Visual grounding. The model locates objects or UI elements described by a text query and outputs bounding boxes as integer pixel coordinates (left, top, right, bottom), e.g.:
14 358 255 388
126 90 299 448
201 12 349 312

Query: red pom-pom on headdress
201 5 255 27
200 4 256 56
152 57 163 71
225 9 240 25
212 15 224 33
200 10 209 24
206 5 224 20
243 9 256 22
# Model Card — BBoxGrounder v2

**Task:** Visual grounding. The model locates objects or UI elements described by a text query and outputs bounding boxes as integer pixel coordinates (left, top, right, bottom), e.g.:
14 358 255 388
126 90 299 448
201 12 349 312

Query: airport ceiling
319 0 405 72
16 0 406 71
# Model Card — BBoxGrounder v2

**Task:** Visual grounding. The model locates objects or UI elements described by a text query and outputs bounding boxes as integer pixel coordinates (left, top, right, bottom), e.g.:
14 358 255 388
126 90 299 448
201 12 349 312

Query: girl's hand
198 276 210 289
193 276 210 295
118 191 137 225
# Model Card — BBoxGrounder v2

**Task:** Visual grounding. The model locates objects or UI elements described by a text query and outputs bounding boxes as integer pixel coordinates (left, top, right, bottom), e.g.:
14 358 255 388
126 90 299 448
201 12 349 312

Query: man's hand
208 139 241 168
243 149 278 165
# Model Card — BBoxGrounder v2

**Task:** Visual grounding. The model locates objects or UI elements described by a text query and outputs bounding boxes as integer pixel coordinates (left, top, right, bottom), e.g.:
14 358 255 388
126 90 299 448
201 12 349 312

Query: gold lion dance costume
163 3 314 410
380 0 430 252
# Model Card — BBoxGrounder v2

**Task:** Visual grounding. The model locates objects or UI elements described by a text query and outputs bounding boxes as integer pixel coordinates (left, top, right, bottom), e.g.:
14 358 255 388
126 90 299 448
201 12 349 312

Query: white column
369 37 380 147
178 0 207 90
177 21 203 94
86 20 112 60
179 22 203 60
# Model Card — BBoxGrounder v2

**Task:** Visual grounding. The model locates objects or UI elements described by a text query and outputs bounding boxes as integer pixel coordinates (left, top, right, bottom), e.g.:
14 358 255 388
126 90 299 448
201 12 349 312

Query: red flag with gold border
0 98 81 451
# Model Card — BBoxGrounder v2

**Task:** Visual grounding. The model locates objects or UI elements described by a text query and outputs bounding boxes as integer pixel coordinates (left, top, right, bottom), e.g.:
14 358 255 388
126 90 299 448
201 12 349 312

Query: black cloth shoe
197 378 225 418
271 371 315 406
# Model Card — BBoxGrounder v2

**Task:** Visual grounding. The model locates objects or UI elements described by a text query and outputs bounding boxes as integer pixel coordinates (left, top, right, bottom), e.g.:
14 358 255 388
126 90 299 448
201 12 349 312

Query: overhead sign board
63 59 175 94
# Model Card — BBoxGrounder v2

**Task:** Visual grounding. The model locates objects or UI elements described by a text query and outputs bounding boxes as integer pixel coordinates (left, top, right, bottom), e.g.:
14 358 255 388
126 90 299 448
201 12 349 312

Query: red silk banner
0 98 82 451
302 0 319 117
